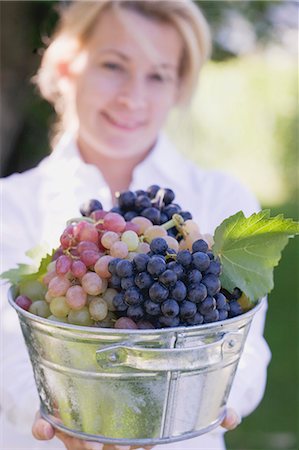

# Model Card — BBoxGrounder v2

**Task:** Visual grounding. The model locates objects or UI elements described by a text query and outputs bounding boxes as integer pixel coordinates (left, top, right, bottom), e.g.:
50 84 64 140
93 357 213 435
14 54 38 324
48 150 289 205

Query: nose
117 75 147 111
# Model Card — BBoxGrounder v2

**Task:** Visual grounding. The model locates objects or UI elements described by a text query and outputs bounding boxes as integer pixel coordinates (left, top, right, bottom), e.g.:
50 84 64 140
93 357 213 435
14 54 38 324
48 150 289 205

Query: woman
1 1 271 449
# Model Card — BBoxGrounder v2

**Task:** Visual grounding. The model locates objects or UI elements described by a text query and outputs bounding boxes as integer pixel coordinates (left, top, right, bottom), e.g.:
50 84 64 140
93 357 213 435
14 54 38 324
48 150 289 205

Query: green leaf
212 210 299 302
1 244 55 286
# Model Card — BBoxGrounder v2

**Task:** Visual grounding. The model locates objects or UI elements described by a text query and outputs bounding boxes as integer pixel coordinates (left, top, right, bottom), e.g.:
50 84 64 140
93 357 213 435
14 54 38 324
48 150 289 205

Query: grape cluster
14 189 246 329
109 185 192 233
109 237 234 328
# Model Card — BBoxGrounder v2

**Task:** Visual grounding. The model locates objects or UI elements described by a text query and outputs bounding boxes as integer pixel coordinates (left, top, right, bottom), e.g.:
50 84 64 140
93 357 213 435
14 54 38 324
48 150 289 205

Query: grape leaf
212 210 299 302
0 244 55 286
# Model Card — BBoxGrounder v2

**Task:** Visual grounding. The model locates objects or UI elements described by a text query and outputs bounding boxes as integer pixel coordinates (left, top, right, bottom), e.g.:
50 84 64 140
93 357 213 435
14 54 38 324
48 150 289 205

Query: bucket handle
95 331 243 372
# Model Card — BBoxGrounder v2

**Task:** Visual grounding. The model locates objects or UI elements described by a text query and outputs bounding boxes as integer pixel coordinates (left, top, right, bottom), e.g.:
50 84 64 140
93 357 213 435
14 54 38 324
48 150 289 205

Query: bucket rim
8 285 263 335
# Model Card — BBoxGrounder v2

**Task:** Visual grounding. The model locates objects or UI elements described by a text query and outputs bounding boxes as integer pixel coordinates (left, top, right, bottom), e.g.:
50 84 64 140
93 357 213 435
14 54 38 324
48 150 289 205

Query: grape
15 295 32 311
101 231 120 249
109 274 121 289
68 307 92 326
150 238 168 255
101 288 118 311
121 276 135 290
90 209 107 222
137 242 151 254
149 282 169 302
170 280 187 302
71 260 87 278
187 283 207 303
180 211 193 221
162 188 175 205
201 274 221 296
161 299 179 318
117 191 137 210
158 270 177 287
48 276 71 297
135 195 152 211
144 225 167 242
184 220 200 234
124 221 140 234
137 320 155 329
144 299 161 316
164 235 179 252
186 269 202 285
218 310 229 321
47 315 66 323
134 271 153 290
192 252 210 271
166 261 184 279
80 249 101 267
162 204 181 219
176 250 192 267
66 285 87 310
121 230 139 251
116 260 134 278
133 253 150 273
89 297 108 321
94 255 114 278
147 256 166 277
205 260 222 276
49 296 70 318
158 316 180 328
56 255 72 275
185 312 204 325
60 225 76 248
103 212 126 233
124 287 143 306
179 301 197 320
114 317 138 329
110 241 129 258
74 221 99 243
192 239 208 253
81 272 103 295
198 296 216 315
19 280 47 301
228 300 243 317
204 309 220 323
215 292 227 309
29 301 51 318
80 199 103 216
113 292 128 311
127 305 144 322
108 258 121 275
131 216 153 234
77 240 99 254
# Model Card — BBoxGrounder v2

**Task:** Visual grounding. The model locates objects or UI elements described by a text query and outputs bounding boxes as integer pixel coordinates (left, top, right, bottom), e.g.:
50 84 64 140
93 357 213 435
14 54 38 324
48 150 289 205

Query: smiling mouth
101 112 145 131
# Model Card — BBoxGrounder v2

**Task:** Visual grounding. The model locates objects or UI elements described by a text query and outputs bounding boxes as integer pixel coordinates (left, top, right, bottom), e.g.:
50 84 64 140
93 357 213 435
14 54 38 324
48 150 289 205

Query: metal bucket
8 287 262 446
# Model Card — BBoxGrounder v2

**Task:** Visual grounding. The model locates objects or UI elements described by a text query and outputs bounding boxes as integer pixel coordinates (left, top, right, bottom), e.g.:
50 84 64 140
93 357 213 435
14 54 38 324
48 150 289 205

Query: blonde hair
34 0 211 140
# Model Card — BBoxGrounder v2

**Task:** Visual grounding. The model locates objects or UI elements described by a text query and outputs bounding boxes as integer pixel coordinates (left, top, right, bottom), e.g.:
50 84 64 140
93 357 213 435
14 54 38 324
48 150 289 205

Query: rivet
108 353 118 362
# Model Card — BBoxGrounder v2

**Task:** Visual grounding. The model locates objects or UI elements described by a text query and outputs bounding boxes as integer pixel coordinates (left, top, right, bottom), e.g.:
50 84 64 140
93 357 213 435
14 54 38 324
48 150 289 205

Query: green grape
88 297 108 321
47 315 66 323
121 230 139 251
49 296 70 318
19 279 47 301
29 300 51 318
68 307 93 326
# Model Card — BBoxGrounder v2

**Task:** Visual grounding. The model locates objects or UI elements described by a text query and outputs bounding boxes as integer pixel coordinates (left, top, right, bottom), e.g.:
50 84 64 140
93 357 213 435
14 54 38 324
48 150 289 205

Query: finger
32 412 55 440
55 430 104 450
221 407 241 430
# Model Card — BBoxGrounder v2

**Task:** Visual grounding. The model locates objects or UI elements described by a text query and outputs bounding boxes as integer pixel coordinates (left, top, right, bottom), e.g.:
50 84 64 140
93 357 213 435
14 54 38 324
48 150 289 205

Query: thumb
32 411 55 440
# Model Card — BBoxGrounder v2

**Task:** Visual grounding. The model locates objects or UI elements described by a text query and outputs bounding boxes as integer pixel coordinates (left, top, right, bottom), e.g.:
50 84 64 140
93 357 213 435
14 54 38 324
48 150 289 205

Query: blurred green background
1 1 298 449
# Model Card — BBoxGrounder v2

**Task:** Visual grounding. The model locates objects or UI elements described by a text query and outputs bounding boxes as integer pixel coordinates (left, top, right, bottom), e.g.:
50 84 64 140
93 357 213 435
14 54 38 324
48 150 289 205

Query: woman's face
67 7 183 159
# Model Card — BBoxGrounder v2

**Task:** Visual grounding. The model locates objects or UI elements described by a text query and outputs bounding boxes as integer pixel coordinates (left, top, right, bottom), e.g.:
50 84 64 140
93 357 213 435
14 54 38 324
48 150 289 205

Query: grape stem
66 217 94 226
162 214 187 237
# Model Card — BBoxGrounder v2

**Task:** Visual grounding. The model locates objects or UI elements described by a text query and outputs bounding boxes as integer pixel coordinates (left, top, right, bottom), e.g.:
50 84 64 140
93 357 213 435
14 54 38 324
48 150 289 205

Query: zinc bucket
8 287 262 446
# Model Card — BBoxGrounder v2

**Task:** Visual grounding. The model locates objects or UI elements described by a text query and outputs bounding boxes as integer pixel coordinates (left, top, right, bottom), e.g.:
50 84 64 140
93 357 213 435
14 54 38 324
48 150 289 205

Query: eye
102 62 123 71
149 73 165 82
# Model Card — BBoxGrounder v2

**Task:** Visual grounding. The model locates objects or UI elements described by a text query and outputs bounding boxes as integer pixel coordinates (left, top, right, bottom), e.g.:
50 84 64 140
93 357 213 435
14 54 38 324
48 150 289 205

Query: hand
32 412 153 450
220 407 241 431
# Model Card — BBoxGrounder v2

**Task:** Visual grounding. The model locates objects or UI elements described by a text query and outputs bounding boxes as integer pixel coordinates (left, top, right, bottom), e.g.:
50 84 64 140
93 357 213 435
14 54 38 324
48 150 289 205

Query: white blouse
0 133 271 449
